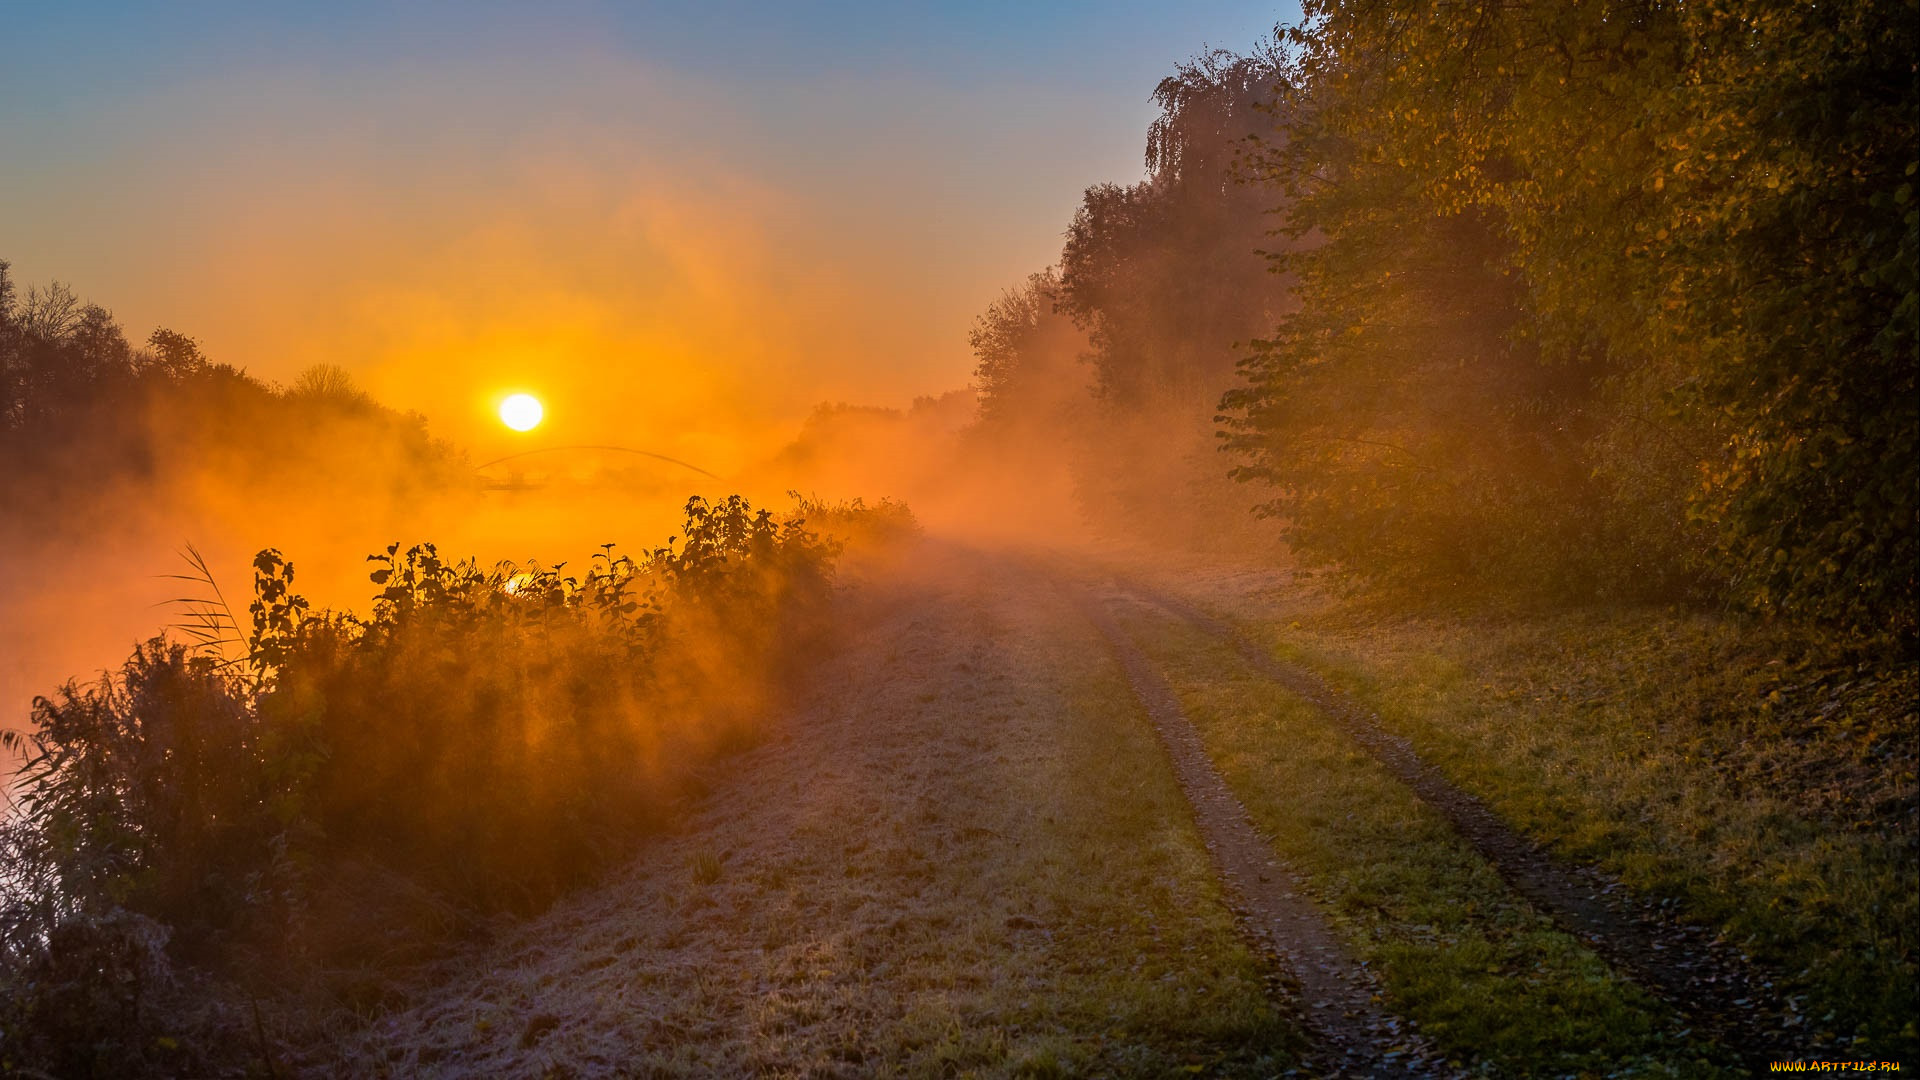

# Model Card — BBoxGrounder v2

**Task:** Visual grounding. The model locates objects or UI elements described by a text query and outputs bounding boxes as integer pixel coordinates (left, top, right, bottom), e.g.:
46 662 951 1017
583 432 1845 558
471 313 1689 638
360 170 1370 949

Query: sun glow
499 393 544 432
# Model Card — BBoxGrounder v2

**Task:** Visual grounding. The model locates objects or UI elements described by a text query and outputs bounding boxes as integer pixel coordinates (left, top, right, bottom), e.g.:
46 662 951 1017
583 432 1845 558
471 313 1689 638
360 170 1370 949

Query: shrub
788 491 922 552
1 493 869 1071
0 908 187 1080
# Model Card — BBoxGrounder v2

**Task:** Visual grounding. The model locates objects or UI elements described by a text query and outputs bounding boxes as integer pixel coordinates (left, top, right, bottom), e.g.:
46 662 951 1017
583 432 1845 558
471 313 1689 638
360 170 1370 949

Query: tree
969 269 1083 425
1222 0 1916 631
1057 48 1291 407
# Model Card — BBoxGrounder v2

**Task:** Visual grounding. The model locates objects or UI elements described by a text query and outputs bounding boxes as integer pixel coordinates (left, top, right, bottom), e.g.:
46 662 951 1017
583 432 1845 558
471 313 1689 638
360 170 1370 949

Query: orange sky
2 5 1289 469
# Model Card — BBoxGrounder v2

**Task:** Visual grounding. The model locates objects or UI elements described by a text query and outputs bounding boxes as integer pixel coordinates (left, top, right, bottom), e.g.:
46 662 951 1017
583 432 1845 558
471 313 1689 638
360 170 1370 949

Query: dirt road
302 545 1775 1077
311 547 1295 1077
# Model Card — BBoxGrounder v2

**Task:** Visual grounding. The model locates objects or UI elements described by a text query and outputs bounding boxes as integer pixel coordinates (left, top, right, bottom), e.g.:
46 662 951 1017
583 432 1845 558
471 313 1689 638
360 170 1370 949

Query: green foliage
0 908 192 1080
5 641 282 950
280 495 836 908
0 637 272 1076
1223 198 1640 595
1220 0 1917 636
1665 1 1919 633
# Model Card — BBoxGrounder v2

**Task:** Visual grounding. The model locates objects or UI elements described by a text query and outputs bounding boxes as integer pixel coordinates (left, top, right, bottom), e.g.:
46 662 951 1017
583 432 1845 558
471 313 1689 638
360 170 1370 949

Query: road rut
1110 573 1811 1067
1076 587 1453 1079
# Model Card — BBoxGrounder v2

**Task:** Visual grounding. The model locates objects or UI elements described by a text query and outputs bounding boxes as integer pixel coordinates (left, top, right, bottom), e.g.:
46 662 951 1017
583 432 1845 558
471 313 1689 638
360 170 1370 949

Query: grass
957 618 1296 1076
1112 599 1747 1077
1142 566 1917 1063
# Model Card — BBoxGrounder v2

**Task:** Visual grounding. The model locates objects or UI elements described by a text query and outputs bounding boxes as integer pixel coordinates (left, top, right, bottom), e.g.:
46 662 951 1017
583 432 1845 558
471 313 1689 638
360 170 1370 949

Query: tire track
1107 574 1813 1067
1073 588 1456 1079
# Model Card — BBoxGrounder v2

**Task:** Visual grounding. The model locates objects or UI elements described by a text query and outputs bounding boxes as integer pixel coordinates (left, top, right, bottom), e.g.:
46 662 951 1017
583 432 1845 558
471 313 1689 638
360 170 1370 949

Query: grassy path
1105 575 1799 1061
1075 590 1449 1078
1097 591 1746 1076
1102 555 1915 1066
307 549 1293 1077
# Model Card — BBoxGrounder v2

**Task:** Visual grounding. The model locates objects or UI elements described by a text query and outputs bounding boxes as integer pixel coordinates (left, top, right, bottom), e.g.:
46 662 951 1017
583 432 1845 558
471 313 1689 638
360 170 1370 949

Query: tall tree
1057 48 1291 407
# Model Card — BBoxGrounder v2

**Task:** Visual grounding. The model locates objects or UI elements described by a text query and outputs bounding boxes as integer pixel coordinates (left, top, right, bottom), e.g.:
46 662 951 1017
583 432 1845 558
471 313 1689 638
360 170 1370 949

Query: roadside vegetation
0 494 864 1077
972 0 1913 643
1 0 1911 1073
1128 563 1918 1065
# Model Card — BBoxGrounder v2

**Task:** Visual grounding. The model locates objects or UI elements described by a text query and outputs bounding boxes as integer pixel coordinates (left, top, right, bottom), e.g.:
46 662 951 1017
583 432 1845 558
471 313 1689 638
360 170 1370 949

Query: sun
499 393 544 432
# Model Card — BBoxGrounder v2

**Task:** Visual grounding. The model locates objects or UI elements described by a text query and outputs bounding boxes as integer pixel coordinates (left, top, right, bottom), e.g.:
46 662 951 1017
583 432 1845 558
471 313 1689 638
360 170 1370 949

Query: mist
1 11 1303 747
3 4 1913 1074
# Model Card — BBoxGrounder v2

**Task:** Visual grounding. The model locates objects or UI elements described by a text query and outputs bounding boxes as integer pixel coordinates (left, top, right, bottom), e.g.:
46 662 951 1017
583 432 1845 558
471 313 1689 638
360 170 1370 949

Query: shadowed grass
1178 588 1919 1062
1115 600 1744 1077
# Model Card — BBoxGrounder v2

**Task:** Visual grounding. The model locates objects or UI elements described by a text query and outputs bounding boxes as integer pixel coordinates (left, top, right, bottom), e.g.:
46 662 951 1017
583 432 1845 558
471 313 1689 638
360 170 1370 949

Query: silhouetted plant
0 493 882 1073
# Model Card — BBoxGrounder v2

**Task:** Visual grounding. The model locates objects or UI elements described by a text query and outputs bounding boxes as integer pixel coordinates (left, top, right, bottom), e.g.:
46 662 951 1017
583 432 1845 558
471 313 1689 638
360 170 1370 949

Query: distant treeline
0 261 463 522
975 1 1915 640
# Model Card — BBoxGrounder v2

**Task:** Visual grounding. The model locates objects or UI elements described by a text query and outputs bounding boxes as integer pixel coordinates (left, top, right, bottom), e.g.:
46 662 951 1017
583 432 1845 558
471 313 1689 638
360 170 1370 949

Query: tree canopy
1217 0 1915 635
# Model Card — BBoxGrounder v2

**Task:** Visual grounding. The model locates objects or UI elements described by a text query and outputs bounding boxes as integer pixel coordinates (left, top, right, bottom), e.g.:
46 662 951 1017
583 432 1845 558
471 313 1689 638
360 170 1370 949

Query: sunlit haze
2 2 1912 1071
1 2 1289 467
0 1 1296 746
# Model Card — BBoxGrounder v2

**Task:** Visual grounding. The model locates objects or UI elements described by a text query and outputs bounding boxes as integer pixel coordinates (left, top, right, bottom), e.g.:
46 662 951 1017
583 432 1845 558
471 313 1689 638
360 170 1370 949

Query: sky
1 2 1295 468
